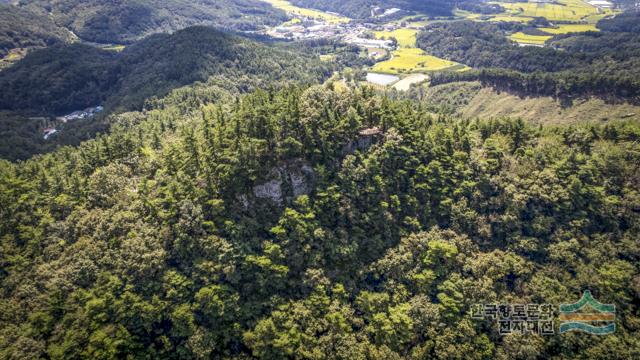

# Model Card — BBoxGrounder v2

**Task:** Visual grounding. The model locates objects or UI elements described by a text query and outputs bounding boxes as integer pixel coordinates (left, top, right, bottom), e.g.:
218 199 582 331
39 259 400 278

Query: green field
261 0 350 23
372 48 465 74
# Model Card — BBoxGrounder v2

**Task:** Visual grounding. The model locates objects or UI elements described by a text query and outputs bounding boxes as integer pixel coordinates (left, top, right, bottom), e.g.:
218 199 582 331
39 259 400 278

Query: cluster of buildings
267 18 398 51
371 7 402 18
587 0 614 9
42 128 58 140
41 105 103 140
56 105 103 123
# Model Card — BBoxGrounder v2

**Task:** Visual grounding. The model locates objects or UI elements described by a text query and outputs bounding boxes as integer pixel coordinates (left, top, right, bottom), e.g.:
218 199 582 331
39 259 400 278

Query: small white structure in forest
43 128 58 140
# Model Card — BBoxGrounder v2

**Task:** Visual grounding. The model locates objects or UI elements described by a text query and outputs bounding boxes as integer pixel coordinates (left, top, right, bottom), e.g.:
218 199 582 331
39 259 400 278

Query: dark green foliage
0 4 73 60
0 27 331 114
0 84 638 358
597 10 640 33
0 111 110 162
456 2 504 15
107 26 333 111
0 27 334 161
17 0 288 44
0 44 118 113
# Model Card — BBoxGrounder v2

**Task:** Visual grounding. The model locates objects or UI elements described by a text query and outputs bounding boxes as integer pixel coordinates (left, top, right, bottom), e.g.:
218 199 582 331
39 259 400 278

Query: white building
588 0 614 8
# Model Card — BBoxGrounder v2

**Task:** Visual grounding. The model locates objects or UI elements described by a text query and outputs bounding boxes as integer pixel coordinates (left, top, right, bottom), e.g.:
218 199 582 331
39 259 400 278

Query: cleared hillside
422 82 640 124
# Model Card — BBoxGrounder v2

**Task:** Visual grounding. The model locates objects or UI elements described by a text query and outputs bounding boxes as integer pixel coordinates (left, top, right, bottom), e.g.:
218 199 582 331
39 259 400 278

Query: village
42 105 103 140
262 3 418 52
266 18 401 51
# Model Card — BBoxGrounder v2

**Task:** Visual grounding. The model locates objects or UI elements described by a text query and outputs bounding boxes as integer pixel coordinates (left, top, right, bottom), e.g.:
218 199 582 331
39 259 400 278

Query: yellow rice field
372 48 465 74
539 23 599 34
261 0 350 23
497 0 600 22
374 28 419 48
510 32 553 45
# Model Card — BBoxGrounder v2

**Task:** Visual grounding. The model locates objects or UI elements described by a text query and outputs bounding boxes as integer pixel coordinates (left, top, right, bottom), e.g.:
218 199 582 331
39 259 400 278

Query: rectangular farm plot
497 0 600 22
510 32 553 45
372 48 464 74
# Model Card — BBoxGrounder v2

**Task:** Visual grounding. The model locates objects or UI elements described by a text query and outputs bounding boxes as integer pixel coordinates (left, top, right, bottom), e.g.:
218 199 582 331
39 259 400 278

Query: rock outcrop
252 159 315 206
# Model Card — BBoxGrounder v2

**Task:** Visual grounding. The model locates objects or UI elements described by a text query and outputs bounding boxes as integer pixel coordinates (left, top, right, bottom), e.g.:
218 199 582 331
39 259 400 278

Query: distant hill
16 0 288 44
289 0 457 19
0 26 333 114
0 26 335 161
0 4 74 66
416 19 640 104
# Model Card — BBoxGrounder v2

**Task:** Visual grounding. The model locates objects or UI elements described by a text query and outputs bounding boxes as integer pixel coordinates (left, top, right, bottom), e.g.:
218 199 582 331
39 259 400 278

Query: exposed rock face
252 159 315 205
253 179 283 204
342 127 383 155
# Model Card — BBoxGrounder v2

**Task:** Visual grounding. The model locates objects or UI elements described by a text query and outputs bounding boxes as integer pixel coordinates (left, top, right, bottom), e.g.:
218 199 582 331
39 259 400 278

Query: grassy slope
425 82 640 124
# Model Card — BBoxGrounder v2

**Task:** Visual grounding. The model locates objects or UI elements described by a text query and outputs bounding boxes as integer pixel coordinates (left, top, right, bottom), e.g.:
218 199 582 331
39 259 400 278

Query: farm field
101 45 126 52
496 0 602 22
457 0 616 24
374 28 419 48
539 23 599 34
372 48 465 74
510 32 552 45
0 48 27 69
488 15 535 23
393 73 429 91
260 0 350 23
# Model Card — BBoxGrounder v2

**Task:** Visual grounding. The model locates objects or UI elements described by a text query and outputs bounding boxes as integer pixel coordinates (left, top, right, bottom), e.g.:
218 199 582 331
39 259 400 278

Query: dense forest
417 14 640 103
0 4 74 62
13 0 287 44
0 27 333 115
1 2 640 359
0 27 338 161
0 81 639 359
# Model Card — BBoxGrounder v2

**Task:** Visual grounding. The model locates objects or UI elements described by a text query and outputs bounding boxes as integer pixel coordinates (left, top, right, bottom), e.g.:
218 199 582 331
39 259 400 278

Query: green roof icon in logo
559 290 616 335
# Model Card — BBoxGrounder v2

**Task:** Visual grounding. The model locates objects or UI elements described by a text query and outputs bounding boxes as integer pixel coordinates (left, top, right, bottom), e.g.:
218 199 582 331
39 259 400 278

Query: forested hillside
1 83 639 359
417 14 640 103
0 4 74 67
0 26 335 162
0 26 332 115
15 0 287 44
